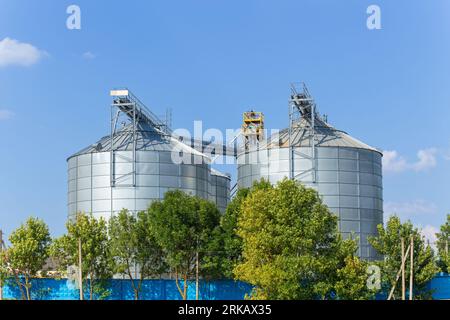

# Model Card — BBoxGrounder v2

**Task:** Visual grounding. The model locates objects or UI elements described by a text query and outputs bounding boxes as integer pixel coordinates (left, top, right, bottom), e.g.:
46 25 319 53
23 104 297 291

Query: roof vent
95 143 102 151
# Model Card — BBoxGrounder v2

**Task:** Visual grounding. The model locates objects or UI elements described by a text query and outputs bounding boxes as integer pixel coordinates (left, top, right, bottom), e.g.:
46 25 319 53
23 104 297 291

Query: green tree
5 218 51 300
334 255 376 300
109 209 166 300
51 213 114 300
220 188 249 278
369 216 439 300
234 178 362 300
0 239 10 300
220 180 272 278
147 190 222 300
436 214 450 274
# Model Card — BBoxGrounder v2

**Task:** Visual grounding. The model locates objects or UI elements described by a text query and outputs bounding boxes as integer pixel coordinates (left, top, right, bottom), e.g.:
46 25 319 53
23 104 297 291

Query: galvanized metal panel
159 163 179 176
339 171 358 183
136 162 159 174
318 183 339 195
361 221 378 234
92 152 110 164
68 168 77 180
317 159 338 171
113 199 135 212
77 154 92 166
159 175 179 188
340 208 360 220
112 188 135 199
77 165 91 178
339 148 358 159
317 171 338 183
316 147 338 158
77 200 91 213
92 188 110 200
340 196 359 208
256 150 269 164
180 176 197 189
269 160 289 173
77 189 91 202
197 180 208 192
359 173 375 185
359 160 374 173
68 157 77 169
77 177 91 190
322 195 339 208
136 174 160 187
294 159 313 171
92 163 110 176
92 200 111 212
339 183 359 196
339 159 358 172
136 151 159 163
360 185 374 197
135 187 160 199
68 179 76 191
68 191 76 203
92 176 110 188
181 165 197 178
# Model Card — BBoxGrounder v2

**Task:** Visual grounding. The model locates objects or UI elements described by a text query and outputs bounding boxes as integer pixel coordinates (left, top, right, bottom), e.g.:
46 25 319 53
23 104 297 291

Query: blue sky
0 0 449 243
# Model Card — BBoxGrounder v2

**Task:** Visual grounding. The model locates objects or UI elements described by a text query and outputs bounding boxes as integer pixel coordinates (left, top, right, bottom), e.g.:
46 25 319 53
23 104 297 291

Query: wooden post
387 244 411 300
409 236 414 301
78 237 83 301
401 237 405 301
195 250 199 301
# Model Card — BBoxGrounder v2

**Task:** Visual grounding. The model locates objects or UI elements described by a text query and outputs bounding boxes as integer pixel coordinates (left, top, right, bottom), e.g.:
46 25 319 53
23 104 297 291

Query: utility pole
409 236 414 301
401 238 405 300
78 237 83 301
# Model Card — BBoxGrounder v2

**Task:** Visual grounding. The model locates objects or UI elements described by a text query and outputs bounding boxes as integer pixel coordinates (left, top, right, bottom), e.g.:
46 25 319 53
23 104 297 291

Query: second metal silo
237 84 383 260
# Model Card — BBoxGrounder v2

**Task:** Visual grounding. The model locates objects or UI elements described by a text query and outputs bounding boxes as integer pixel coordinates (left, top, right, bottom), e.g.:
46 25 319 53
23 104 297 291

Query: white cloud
383 150 408 172
413 148 437 171
0 109 14 120
82 51 96 60
420 225 439 249
0 37 47 67
383 148 437 173
444 145 450 161
384 200 438 220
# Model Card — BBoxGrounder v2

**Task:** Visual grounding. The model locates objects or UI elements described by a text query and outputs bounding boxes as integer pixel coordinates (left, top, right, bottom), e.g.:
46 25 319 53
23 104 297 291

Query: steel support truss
288 83 317 184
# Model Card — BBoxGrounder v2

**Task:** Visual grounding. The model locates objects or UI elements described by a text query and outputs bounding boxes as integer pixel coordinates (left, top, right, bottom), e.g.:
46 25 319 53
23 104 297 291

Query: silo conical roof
69 122 209 160
261 117 382 154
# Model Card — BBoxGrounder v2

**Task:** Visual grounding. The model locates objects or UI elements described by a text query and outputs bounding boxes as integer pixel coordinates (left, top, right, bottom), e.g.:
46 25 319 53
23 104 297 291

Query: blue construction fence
1 278 253 300
2 274 450 300
427 273 450 300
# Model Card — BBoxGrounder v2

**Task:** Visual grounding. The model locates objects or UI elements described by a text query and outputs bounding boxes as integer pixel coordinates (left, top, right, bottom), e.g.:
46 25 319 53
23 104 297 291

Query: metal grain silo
209 168 231 213
68 89 231 221
237 84 383 260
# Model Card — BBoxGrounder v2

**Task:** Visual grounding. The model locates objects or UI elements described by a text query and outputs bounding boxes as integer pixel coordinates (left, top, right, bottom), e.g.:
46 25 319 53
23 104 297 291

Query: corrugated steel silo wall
208 174 231 213
237 146 383 260
68 151 229 220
